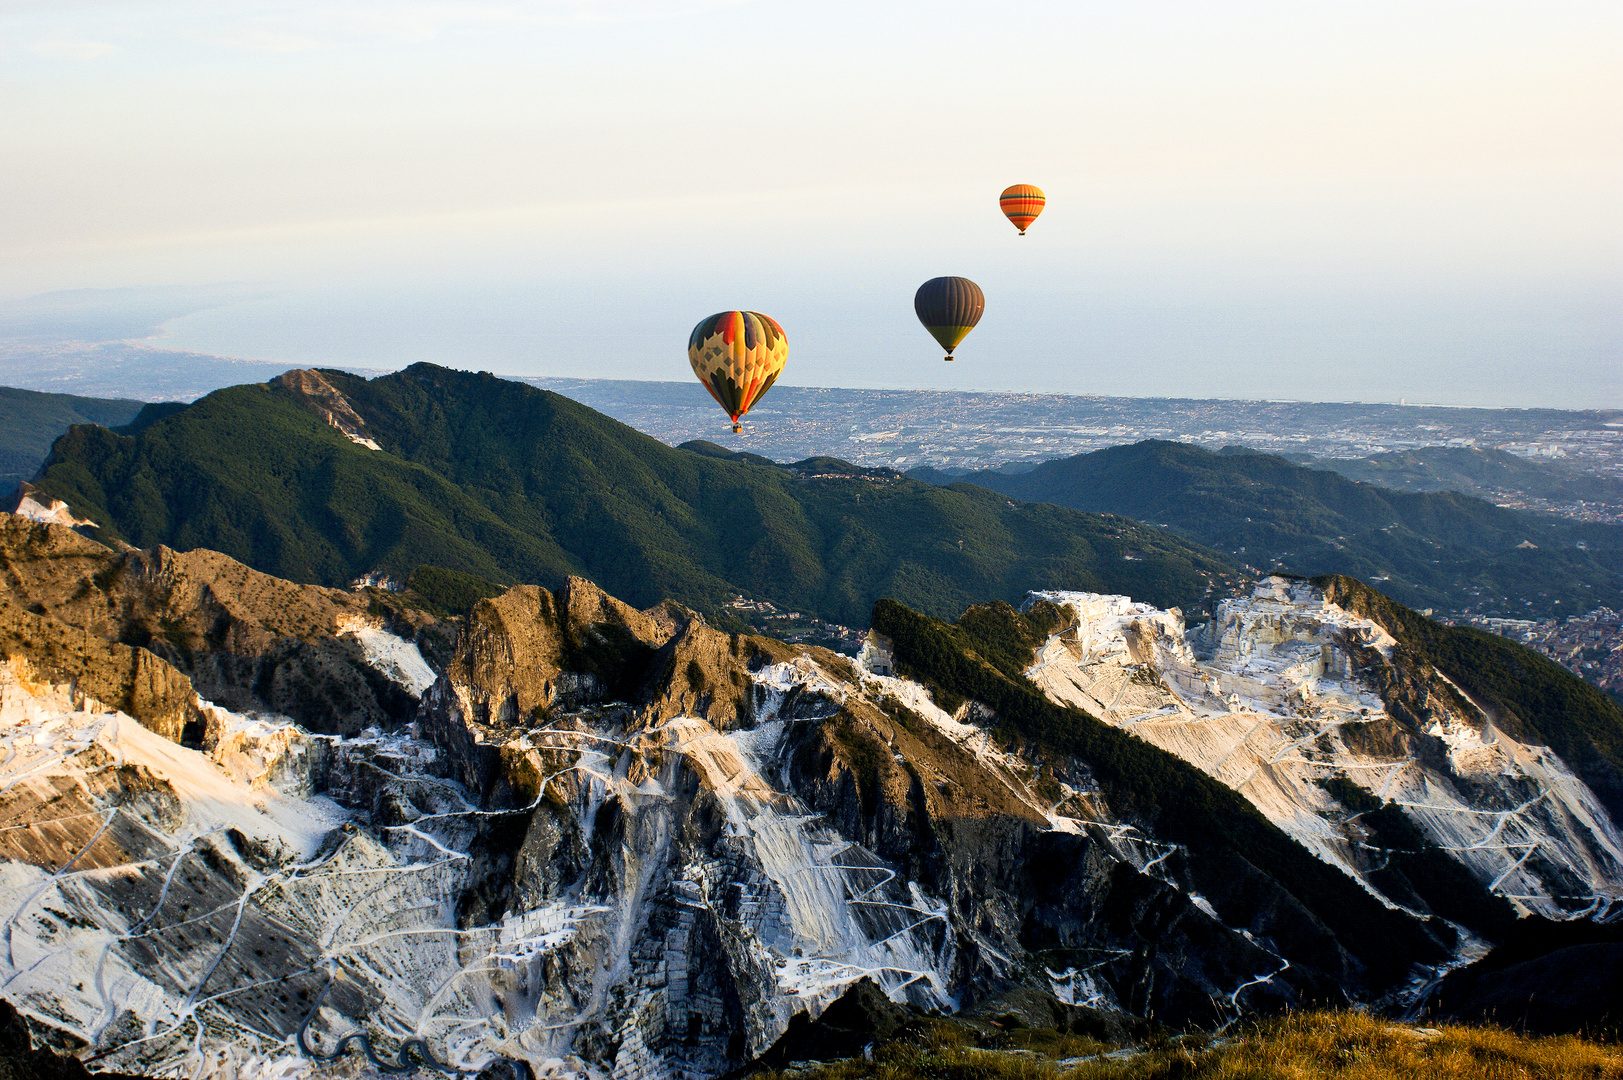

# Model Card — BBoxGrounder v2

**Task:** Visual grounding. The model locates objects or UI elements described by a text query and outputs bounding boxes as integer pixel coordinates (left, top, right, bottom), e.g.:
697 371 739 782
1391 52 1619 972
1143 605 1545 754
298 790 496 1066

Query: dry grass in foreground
763 1010 1622 1080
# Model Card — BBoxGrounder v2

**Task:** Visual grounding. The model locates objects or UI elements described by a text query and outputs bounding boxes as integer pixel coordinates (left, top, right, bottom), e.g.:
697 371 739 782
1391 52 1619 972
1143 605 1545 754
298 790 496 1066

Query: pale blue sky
2 1 1618 407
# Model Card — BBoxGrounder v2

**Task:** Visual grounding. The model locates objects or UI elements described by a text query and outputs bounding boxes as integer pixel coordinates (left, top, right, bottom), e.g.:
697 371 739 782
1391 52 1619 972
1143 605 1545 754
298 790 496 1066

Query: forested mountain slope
0 384 146 492
913 440 1623 617
26 365 1239 626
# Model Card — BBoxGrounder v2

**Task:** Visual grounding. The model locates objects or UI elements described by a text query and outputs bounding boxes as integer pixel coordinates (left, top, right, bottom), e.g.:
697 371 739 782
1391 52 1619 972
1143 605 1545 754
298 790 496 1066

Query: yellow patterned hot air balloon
999 184 1045 235
687 311 788 433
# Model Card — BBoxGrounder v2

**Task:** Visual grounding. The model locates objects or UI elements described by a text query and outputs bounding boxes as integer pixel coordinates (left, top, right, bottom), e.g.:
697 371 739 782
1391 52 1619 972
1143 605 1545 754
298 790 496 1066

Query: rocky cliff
0 535 1617 1079
0 513 447 736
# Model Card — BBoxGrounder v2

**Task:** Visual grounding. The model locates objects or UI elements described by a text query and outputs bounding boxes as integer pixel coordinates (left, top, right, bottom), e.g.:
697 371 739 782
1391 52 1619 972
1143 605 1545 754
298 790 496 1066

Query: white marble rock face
1023 578 1623 920
3 572 1620 1080
0 646 972 1080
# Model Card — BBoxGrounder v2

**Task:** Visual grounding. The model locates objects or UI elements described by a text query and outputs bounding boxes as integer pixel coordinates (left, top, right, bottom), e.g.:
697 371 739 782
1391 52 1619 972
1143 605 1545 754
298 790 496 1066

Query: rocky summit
0 513 1618 1078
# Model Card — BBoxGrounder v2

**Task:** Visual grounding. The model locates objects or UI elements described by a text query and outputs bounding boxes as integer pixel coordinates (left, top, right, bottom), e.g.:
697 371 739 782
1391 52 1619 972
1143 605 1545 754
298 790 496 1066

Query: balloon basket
943 355 954 362
731 423 742 434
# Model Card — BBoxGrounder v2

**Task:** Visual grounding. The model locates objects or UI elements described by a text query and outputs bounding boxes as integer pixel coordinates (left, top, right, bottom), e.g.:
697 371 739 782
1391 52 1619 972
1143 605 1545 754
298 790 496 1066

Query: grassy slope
924 440 1623 618
765 1011 1622 1080
0 385 147 491
868 597 1444 987
31 365 1239 626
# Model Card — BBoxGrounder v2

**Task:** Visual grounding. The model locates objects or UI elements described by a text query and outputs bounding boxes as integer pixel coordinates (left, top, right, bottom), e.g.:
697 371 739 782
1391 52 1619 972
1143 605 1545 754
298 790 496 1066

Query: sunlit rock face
398 579 1386 1077
1024 577 1623 920
0 513 450 738
6 523 1616 1080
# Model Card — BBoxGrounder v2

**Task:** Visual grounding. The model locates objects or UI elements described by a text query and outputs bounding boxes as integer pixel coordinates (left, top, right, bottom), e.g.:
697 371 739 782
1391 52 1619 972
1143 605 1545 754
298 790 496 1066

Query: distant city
530 377 1623 518
1445 609 1623 700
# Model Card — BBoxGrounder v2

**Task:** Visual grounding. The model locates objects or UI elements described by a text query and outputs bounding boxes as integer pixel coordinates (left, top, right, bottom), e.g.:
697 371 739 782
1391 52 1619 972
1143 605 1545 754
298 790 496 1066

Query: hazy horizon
3 1 1618 409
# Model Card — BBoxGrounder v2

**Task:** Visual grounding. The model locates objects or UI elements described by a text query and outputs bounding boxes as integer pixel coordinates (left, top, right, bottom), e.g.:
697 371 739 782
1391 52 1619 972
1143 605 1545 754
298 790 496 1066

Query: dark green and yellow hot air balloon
999 184 1045 235
914 277 984 361
688 310 788 433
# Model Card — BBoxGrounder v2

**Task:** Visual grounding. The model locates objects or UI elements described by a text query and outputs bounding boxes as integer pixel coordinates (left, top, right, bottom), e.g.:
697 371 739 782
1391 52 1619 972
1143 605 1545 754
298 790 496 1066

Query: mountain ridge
910 439 1623 618
0 385 147 494
27 364 1242 627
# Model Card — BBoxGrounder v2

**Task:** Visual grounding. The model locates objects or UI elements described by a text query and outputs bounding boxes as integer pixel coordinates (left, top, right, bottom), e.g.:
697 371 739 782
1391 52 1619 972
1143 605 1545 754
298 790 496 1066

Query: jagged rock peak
442 578 680 720
440 574 881 736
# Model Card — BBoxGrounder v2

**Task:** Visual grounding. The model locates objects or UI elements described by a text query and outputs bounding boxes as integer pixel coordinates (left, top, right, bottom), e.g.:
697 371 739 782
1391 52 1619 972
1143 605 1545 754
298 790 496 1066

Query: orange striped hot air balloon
687 310 788 433
999 184 1045 235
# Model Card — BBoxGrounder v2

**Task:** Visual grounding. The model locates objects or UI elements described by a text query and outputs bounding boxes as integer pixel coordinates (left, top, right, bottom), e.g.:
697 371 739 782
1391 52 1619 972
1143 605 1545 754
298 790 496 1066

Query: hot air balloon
999 184 1045 235
914 277 984 361
687 310 788 433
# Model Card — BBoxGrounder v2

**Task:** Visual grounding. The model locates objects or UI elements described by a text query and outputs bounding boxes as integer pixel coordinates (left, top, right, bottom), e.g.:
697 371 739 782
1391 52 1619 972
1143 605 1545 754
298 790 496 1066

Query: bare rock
0 603 200 743
0 512 445 735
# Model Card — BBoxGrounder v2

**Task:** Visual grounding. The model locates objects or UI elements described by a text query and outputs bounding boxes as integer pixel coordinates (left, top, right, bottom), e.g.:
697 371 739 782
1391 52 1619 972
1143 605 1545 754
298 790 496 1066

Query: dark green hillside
868 596 1447 987
1316 574 1623 820
0 386 148 492
920 440 1623 618
31 365 1240 626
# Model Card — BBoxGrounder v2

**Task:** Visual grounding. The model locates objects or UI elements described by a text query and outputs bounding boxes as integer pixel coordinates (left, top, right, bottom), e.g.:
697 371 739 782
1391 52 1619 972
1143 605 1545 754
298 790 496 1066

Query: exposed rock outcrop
1023 578 1623 921
0 1000 144 1080
270 368 381 449
3 559 1618 1080
0 513 446 735
0 601 200 742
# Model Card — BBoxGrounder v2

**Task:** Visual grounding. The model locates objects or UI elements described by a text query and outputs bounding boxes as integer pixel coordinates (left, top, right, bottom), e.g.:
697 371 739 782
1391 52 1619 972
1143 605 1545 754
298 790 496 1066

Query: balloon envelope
914 277 985 360
999 184 1045 234
687 311 788 431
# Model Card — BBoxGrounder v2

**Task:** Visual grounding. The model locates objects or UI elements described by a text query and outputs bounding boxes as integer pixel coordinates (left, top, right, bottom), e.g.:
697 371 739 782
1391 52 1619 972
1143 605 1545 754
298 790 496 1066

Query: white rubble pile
336 616 438 697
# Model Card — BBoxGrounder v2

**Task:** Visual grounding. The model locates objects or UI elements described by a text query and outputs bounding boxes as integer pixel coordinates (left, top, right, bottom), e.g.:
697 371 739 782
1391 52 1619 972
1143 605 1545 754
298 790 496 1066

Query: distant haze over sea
5 3 1616 411
0 278 1613 411
143 277 1618 411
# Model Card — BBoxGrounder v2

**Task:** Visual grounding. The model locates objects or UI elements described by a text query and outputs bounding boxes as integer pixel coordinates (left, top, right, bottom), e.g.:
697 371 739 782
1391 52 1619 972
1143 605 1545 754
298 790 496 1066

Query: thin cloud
27 38 118 59
8 1 757 56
